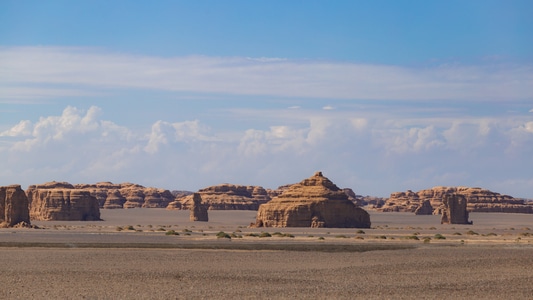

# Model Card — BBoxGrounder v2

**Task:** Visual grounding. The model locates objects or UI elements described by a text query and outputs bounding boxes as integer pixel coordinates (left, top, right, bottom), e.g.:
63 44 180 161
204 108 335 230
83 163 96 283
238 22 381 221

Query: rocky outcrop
0 185 31 227
414 200 433 215
190 193 208 222
253 172 371 228
27 187 101 221
380 186 533 214
73 182 174 209
441 194 472 225
168 184 271 210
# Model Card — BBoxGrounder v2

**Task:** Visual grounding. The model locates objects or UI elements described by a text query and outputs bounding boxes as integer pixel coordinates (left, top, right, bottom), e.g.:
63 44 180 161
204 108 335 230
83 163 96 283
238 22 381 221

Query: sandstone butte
253 172 371 228
189 193 208 222
27 182 101 221
379 186 533 214
168 184 271 210
0 185 31 227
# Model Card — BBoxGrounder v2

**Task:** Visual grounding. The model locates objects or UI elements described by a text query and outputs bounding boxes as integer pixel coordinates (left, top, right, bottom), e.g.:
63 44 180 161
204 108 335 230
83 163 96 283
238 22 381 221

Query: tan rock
142 189 174 208
380 186 532 214
253 172 371 228
441 194 472 225
189 193 208 222
0 185 31 227
168 184 271 210
27 187 101 221
104 189 126 209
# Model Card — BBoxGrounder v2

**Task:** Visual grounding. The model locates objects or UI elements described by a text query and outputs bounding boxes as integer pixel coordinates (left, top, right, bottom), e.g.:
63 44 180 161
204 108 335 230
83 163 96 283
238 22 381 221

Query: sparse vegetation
335 235 348 238
356 230 365 234
406 235 419 240
216 231 231 239
259 232 272 238
434 234 446 240
466 230 479 235
165 230 179 236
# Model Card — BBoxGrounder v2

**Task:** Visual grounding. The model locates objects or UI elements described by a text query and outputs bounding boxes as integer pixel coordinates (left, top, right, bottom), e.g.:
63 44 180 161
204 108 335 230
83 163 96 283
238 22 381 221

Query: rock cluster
73 182 174 209
189 193 208 222
253 172 371 228
0 185 31 227
379 186 533 214
27 183 101 221
168 184 270 210
441 194 472 224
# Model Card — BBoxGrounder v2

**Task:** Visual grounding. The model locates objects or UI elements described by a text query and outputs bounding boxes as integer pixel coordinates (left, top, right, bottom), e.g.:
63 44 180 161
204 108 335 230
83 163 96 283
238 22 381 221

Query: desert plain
1 209 532 299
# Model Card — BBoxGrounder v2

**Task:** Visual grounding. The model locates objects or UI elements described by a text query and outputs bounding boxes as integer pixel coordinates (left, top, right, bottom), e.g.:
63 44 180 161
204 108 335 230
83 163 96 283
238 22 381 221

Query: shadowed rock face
27 186 101 221
381 186 533 214
0 185 31 227
253 172 371 228
168 184 271 210
189 193 208 222
414 200 433 215
441 194 472 225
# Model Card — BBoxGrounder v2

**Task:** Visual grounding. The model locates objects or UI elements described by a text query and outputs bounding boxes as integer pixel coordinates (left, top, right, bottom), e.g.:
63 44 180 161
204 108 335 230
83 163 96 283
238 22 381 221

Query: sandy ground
1 209 532 299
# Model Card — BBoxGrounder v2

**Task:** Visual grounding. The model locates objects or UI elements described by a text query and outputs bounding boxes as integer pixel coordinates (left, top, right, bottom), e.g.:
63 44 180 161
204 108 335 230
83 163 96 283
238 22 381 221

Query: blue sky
1 1 532 198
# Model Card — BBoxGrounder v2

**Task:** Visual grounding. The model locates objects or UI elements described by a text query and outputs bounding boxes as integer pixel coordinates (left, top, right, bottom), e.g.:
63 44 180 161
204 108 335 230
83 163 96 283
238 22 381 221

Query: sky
1 0 532 198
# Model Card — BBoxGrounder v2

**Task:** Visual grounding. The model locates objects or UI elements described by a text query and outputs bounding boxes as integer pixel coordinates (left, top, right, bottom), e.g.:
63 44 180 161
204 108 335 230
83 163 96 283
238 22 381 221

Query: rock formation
72 182 174 209
189 193 208 222
168 184 271 210
414 200 433 215
441 194 472 224
380 186 533 214
253 172 371 228
0 185 31 227
27 184 101 221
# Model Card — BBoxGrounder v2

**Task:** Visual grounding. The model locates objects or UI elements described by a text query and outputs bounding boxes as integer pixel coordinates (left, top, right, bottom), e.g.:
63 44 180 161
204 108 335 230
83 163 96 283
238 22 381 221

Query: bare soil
1 209 532 299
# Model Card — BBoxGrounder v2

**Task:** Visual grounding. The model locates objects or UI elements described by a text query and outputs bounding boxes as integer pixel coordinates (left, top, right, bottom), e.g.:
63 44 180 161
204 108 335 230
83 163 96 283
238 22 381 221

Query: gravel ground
1 210 532 299
1 246 532 299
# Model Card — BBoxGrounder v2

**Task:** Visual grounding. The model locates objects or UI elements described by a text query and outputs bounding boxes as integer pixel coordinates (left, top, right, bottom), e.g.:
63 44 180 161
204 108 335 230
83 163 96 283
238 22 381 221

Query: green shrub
423 237 431 243
452 232 462 235
466 230 479 235
356 230 365 234
246 233 259 237
125 225 135 231
165 230 179 236
116 226 123 231
318 237 325 240
406 235 419 240
434 234 446 240
259 232 272 238
216 231 231 239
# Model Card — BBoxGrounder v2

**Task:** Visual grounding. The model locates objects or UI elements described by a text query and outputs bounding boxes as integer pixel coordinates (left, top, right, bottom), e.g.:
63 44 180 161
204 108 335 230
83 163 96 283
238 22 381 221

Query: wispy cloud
1 46 532 102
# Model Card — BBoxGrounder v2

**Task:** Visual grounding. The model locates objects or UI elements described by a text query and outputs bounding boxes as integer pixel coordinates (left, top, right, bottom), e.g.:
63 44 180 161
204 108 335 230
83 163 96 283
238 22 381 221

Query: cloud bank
1 105 532 198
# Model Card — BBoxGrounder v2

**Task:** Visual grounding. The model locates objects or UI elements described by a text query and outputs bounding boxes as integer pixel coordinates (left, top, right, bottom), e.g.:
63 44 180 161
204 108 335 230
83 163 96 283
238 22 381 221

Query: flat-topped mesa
167 184 271 210
380 186 533 214
0 185 31 228
253 171 371 228
27 185 101 221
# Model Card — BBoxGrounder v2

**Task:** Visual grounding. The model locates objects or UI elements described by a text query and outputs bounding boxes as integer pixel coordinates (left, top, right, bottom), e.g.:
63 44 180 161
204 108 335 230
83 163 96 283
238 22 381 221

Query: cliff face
253 172 371 228
380 186 533 214
27 184 101 221
0 185 31 227
168 184 271 210
73 182 174 209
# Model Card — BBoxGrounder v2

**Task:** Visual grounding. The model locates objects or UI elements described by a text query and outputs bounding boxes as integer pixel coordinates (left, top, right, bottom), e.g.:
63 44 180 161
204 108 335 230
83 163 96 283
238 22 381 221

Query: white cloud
1 105 532 198
322 105 335 110
1 46 532 102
